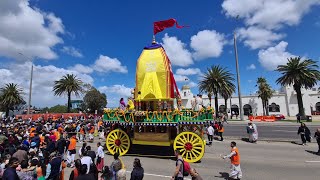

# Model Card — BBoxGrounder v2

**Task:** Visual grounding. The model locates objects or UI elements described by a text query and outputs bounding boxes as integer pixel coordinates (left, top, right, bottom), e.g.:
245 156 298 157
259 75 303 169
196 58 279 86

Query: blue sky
0 0 320 107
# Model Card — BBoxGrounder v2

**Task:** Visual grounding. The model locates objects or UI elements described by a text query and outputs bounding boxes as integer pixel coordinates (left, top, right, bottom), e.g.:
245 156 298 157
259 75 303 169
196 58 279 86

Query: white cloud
98 85 132 97
98 85 133 107
246 64 256 70
61 46 83 58
258 41 296 71
222 0 320 30
0 62 94 107
93 55 128 73
0 0 65 60
176 68 201 76
69 64 93 74
190 30 226 60
188 81 197 88
161 33 193 67
237 26 285 49
174 74 189 82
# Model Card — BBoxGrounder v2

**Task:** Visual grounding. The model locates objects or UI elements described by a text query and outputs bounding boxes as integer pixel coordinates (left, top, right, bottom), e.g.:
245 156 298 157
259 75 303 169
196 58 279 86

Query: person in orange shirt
67 134 77 167
218 122 224 141
54 130 60 141
223 141 242 179
79 126 85 143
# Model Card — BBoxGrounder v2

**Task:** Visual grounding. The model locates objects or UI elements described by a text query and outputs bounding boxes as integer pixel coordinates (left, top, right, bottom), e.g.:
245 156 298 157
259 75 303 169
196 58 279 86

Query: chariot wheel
173 132 205 163
106 129 130 156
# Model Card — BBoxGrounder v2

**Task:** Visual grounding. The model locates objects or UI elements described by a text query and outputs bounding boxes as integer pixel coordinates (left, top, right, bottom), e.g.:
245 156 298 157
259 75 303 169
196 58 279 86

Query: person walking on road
130 158 144 180
314 128 320 154
218 122 224 141
171 150 184 180
297 123 311 146
207 124 214 145
222 141 242 180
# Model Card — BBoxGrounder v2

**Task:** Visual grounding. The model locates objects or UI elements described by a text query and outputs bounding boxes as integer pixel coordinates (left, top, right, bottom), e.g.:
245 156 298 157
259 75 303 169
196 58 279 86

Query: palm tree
199 65 235 118
53 74 83 113
256 77 273 116
276 57 320 116
220 82 236 115
0 83 24 117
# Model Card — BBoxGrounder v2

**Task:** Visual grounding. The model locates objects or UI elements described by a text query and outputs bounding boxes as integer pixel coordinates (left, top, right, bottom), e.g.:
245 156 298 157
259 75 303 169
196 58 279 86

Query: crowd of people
0 116 147 180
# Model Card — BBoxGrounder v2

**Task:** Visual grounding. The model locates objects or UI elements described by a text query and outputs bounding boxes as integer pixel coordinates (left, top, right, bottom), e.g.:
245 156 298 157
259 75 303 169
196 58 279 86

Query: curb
224 136 317 143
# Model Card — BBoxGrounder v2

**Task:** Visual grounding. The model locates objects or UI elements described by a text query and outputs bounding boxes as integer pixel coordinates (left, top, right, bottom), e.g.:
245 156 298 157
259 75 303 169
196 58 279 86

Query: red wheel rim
115 139 121 146
185 142 193 151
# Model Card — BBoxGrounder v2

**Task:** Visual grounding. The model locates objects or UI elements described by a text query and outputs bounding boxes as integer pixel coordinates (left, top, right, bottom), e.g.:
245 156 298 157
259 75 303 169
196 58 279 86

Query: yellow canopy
135 44 177 101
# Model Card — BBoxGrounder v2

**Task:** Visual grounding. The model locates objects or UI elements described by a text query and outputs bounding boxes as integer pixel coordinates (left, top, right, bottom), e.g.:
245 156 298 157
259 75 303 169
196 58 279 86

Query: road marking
272 130 297 132
126 170 191 180
305 161 320 163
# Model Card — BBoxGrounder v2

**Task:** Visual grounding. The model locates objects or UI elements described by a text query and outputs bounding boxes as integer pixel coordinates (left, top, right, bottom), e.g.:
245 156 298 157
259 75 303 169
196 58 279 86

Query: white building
180 85 320 117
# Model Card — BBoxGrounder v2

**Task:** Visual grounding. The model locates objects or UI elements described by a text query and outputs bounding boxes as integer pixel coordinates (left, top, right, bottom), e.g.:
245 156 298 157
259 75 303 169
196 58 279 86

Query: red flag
153 18 188 35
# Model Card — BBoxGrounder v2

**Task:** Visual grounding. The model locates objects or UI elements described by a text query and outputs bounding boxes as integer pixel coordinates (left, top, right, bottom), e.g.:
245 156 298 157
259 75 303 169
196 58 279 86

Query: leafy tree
48 105 68 113
220 80 236 114
53 74 83 113
199 65 235 118
257 77 273 116
276 57 320 116
0 83 24 117
83 87 107 113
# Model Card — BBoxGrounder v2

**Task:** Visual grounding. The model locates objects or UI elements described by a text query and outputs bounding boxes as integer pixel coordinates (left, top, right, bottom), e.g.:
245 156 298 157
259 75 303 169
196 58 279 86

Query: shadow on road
241 138 249 143
290 141 301 145
305 150 320 156
214 172 229 179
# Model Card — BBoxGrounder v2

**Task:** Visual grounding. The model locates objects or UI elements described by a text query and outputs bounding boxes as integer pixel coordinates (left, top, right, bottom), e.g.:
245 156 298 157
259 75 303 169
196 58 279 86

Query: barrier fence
249 115 276 122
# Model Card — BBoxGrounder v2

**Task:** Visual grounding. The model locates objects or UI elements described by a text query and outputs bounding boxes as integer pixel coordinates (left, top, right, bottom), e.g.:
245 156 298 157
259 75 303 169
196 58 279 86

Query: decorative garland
103 108 215 123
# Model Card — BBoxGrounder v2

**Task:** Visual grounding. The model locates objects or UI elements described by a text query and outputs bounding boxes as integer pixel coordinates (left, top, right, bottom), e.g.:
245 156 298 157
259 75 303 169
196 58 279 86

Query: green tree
0 83 24 117
83 87 107 113
276 57 320 116
220 80 236 115
48 105 67 113
53 74 83 113
199 65 235 118
257 77 273 116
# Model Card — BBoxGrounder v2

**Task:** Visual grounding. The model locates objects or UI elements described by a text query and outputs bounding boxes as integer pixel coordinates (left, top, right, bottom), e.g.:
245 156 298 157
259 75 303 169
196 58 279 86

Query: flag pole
152 35 156 44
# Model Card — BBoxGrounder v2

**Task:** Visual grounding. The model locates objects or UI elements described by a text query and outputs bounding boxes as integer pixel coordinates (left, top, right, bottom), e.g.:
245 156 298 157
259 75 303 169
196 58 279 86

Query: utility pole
19 53 34 117
233 31 244 120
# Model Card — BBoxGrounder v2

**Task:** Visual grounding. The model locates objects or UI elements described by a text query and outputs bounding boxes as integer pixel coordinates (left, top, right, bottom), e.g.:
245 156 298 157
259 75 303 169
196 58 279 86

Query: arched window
219 105 226 113
269 103 280 112
184 92 187 97
316 102 320 112
243 104 252 116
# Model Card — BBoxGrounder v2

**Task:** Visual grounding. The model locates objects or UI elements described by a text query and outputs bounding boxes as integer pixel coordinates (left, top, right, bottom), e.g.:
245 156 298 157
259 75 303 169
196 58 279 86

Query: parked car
274 114 285 120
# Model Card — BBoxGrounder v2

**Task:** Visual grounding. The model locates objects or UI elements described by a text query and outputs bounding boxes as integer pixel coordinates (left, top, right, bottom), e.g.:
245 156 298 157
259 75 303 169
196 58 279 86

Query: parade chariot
103 41 214 163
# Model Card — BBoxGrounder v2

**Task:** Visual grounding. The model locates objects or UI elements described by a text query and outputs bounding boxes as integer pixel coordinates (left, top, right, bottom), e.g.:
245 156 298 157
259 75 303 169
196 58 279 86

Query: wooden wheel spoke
181 150 186 157
176 141 184 146
109 134 116 140
191 137 199 144
193 143 203 147
193 146 203 150
191 150 197 158
175 145 184 149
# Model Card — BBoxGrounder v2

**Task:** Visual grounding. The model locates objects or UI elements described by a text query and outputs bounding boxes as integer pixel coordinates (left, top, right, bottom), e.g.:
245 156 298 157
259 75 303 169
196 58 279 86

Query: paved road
64 138 320 180
223 122 320 141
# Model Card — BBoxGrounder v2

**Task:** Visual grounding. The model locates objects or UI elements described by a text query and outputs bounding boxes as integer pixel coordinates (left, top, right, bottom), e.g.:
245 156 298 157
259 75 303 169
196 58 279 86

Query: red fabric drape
154 18 188 35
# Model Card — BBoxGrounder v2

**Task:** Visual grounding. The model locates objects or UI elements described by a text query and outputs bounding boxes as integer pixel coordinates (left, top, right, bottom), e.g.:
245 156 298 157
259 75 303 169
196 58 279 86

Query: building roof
182 85 190 90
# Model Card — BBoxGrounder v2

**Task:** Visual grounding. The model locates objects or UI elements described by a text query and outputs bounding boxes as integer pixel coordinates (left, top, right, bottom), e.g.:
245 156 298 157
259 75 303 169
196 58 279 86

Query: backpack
177 159 190 176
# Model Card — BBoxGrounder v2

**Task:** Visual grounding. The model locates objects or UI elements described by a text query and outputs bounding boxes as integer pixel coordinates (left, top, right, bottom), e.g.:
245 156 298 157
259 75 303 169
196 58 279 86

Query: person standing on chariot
191 95 197 111
119 98 126 111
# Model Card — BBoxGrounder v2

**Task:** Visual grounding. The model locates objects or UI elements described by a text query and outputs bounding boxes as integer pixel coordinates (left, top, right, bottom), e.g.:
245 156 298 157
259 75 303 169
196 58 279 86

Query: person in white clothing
80 151 93 174
207 124 214 145
96 142 105 172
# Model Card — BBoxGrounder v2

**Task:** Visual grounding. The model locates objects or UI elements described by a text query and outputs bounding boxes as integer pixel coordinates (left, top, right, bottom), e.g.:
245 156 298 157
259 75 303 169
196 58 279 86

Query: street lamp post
18 53 34 116
233 31 244 120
